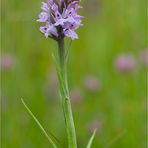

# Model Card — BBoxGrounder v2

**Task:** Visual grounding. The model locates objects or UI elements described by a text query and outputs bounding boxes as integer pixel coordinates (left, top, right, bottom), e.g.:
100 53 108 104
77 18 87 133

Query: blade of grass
104 130 127 148
21 98 59 148
65 39 72 61
52 53 67 96
86 129 97 148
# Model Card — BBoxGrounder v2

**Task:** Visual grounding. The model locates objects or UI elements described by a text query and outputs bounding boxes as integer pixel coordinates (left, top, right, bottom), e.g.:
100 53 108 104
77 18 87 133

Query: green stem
57 38 77 148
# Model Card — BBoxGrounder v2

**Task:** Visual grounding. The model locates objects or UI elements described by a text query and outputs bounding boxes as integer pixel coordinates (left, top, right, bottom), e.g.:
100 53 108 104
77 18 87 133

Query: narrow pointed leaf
104 130 126 148
52 53 67 96
65 39 72 61
86 129 97 148
21 98 60 148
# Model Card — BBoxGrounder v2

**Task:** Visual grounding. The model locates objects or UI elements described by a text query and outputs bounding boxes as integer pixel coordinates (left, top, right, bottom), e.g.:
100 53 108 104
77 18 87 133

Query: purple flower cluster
114 54 136 72
37 0 83 40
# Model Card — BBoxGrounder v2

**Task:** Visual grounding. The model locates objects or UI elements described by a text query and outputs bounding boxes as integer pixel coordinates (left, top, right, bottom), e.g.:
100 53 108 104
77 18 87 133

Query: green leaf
65 39 72 62
104 130 127 148
51 53 67 97
86 129 97 148
21 98 60 148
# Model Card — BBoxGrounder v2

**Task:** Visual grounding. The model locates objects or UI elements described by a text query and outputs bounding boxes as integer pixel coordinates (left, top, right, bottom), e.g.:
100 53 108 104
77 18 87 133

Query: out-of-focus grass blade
104 130 127 148
21 98 60 148
86 129 97 148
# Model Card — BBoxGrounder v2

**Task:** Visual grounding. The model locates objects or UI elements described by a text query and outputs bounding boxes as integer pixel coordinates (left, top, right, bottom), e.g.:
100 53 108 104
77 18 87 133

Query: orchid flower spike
37 0 83 40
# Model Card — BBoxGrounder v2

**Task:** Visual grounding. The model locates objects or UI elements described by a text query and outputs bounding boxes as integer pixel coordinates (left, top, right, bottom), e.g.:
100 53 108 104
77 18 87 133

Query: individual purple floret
37 0 83 40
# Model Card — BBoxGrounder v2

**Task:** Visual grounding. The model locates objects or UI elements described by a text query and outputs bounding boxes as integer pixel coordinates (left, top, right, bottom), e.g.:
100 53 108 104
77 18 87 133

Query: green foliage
86 129 96 148
21 98 60 148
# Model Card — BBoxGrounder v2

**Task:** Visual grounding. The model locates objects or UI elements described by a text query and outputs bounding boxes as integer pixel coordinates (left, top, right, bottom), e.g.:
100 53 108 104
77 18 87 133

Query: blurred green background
1 0 147 147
